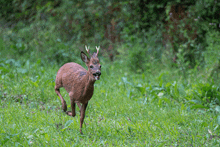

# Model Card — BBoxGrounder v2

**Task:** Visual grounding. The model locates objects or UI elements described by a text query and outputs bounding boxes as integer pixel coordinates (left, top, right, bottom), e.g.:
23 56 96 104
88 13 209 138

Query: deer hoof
66 111 76 117
80 129 83 135
62 103 67 112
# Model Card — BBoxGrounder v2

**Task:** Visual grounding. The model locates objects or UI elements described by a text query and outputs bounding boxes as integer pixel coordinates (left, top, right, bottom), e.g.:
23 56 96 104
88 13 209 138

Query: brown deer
55 46 101 134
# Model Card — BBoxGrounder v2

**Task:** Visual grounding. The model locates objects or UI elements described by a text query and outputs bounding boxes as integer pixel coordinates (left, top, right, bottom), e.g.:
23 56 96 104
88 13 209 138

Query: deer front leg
80 103 88 134
66 92 76 117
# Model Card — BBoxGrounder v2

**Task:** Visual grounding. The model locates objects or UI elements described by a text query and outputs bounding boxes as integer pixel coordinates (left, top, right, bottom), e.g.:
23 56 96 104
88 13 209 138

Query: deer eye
90 65 94 68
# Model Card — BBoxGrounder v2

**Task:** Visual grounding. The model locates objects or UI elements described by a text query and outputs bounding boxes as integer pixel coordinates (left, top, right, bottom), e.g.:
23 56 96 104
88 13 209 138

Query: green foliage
187 82 220 107
124 44 147 73
0 0 60 22
204 30 220 80
1 0 219 69
119 25 164 73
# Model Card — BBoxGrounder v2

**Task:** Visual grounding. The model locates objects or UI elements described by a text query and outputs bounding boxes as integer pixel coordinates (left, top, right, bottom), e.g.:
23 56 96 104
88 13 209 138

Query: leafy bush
187 83 220 107
204 30 220 80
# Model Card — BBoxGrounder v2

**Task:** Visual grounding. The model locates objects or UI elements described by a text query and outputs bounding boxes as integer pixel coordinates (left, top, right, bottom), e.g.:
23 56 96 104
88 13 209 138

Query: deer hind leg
55 86 67 112
80 103 88 134
67 92 76 117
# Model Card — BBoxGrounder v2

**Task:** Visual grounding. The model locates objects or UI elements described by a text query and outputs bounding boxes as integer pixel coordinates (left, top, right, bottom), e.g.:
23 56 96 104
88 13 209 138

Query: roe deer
55 46 101 134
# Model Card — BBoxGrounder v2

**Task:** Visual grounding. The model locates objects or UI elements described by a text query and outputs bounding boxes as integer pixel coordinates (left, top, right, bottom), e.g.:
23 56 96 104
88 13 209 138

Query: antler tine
95 46 100 55
85 45 90 54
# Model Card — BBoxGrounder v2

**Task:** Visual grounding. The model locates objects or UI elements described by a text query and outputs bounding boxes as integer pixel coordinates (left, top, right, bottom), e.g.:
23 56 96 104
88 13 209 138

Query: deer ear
81 51 90 64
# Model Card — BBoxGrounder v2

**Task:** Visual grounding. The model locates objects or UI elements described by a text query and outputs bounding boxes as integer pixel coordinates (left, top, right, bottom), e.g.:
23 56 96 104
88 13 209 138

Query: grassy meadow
0 25 220 146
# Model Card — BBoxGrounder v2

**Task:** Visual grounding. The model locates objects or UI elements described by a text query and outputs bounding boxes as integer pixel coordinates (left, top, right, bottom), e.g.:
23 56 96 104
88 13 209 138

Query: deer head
81 45 101 81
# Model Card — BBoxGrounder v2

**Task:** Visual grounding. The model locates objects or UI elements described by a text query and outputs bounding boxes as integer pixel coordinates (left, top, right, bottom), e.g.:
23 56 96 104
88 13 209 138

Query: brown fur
55 47 101 134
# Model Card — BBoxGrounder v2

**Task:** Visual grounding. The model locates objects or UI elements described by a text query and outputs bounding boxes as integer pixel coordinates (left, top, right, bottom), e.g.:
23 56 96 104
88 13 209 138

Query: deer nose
95 71 101 76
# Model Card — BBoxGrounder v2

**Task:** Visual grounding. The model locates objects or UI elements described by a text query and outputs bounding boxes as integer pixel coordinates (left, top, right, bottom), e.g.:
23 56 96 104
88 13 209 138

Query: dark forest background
0 0 219 66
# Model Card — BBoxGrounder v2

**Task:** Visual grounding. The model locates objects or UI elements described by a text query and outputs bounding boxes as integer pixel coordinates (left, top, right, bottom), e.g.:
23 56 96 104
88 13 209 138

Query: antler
85 45 90 54
96 46 100 55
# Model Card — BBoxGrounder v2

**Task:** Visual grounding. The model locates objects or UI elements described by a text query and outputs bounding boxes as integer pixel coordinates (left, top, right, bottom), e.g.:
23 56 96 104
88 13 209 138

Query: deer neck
82 71 95 95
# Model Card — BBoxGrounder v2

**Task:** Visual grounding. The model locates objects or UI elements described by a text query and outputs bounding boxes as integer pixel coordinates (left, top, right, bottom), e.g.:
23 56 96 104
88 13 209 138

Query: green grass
1 97 218 146
0 58 220 146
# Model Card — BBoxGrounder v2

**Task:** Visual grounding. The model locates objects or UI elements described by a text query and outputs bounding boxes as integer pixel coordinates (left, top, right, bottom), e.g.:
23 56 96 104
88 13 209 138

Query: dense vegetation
0 0 220 146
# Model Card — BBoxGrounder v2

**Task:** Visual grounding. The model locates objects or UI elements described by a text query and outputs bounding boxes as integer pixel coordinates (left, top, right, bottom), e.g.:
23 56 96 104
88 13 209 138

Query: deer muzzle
93 71 101 80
